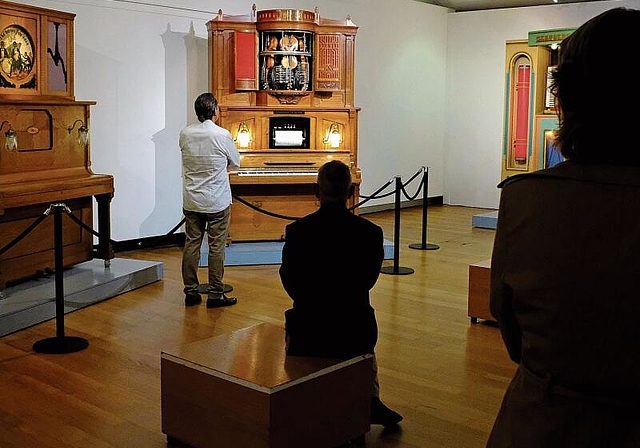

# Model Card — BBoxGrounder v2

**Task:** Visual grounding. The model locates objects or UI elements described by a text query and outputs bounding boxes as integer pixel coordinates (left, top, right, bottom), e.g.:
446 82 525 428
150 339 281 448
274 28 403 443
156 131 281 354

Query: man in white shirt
179 92 240 308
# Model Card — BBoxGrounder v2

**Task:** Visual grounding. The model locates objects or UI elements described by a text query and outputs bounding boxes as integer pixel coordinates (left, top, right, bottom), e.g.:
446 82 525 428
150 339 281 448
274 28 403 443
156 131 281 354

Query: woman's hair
317 160 353 202
194 92 217 123
550 7 640 165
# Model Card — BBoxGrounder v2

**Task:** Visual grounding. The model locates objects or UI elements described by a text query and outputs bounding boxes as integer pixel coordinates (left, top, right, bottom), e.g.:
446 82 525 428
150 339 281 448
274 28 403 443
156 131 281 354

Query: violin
297 39 309 90
280 35 298 70
265 35 278 70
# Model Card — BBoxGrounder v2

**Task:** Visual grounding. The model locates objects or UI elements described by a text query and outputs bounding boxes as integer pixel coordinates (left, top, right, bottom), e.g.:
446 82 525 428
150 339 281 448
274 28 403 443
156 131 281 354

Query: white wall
14 0 636 240
16 0 448 241
444 0 640 209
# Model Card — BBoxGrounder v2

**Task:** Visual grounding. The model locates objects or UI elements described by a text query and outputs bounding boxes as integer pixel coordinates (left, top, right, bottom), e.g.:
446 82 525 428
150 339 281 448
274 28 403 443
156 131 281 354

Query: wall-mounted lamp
1 120 17 151
324 122 342 148
67 119 89 146
550 43 559 51
235 122 252 148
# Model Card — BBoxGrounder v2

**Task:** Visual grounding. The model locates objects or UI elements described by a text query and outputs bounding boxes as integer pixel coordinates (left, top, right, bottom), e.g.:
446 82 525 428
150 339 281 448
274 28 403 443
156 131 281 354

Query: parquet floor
0 204 515 448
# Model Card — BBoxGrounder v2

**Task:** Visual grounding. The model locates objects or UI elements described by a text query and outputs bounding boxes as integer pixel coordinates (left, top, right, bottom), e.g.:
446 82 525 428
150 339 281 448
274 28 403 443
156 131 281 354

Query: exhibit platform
0 258 163 338
202 239 395 266
471 210 498 229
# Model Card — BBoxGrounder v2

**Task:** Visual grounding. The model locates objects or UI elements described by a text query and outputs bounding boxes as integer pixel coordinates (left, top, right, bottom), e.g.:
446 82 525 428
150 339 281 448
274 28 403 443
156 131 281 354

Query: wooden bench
467 258 496 323
161 322 373 448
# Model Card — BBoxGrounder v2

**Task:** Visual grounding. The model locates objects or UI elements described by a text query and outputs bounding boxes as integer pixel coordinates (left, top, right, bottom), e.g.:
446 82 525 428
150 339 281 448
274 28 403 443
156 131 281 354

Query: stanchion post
32 203 89 354
381 176 414 275
409 166 439 251
54 204 65 338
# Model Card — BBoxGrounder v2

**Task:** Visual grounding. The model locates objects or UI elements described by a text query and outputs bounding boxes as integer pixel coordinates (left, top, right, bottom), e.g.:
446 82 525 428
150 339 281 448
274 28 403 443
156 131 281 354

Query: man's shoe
370 397 403 427
206 294 237 309
184 292 202 306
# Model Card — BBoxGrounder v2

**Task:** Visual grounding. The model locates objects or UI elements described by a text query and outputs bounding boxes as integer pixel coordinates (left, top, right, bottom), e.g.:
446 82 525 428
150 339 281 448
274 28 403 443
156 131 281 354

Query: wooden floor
0 205 515 448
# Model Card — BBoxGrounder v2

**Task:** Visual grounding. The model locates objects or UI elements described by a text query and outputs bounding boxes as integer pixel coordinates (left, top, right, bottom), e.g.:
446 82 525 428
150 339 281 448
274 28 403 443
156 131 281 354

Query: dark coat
487 161 640 447
279 203 384 358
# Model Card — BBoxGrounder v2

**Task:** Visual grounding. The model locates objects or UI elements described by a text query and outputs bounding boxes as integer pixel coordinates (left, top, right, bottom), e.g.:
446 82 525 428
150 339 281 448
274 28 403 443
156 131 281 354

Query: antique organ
207 6 360 241
0 0 114 289
502 28 575 179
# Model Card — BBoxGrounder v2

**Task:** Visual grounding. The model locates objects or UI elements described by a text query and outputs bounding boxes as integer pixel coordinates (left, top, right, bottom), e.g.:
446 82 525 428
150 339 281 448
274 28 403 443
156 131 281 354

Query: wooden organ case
0 1 114 290
207 6 360 241
501 28 575 180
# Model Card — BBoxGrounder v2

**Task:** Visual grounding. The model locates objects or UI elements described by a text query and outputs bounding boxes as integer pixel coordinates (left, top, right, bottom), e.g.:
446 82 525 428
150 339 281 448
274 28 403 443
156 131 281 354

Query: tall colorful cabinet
501 28 575 180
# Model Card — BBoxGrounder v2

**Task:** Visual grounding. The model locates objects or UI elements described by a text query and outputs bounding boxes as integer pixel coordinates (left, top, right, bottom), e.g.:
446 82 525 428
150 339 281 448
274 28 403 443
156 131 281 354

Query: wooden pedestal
161 323 373 448
468 258 495 323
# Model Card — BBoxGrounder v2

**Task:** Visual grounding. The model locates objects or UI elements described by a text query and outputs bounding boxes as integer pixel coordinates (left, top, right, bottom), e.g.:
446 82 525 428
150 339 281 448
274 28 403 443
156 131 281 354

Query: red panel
514 65 530 162
235 32 256 80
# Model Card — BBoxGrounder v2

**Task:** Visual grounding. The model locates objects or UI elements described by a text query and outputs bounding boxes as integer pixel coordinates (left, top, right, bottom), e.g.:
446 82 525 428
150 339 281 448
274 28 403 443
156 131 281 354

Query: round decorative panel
0 24 36 89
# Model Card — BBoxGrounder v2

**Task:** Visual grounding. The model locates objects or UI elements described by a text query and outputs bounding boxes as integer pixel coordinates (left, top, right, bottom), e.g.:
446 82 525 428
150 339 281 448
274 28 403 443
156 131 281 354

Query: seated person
279 160 402 428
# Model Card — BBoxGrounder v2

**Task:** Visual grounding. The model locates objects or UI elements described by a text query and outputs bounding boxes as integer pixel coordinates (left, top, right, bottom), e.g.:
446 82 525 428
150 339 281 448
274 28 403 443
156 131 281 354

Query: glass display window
259 30 313 92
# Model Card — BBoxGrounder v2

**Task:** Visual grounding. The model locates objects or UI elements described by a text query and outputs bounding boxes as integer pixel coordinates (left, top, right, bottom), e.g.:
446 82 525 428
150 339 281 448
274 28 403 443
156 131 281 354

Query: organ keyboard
232 167 318 176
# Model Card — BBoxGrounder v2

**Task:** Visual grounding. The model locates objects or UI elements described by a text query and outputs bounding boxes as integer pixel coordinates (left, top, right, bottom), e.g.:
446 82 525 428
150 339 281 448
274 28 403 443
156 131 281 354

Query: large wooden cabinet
207 6 360 241
501 28 575 180
0 0 113 289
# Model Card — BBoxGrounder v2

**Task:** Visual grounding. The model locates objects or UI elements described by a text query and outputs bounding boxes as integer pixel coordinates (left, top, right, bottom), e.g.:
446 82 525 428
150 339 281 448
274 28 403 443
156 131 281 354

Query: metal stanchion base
380 266 414 275
409 243 440 250
32 336 89 354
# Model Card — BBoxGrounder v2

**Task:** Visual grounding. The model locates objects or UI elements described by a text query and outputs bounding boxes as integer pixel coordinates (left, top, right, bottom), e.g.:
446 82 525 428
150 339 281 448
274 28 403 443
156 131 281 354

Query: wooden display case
501 28 574 180
0 0 113 289
207 6 361 241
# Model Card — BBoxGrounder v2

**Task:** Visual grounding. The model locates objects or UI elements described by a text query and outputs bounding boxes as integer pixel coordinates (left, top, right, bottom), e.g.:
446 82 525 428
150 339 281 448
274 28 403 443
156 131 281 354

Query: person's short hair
317 160 353 201
550 7 640 166
194 92 217 123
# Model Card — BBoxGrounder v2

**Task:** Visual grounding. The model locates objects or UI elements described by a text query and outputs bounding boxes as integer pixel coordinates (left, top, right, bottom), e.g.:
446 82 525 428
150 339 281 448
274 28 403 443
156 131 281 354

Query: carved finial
252 3 256 12
314 6 320 22
345 14 355 26
251 3 257 20
217 9 223 19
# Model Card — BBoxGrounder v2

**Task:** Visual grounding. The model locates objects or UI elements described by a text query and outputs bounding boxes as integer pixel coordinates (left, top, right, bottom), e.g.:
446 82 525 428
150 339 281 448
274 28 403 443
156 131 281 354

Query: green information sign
528 28 576 46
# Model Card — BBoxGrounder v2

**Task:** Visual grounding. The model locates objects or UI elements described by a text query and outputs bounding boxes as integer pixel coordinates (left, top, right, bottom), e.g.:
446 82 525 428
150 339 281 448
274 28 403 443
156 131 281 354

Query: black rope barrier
360 167 423 201
359 188 396 201
232 194 301 220
0 165 436 295
0 213 48 257
399 166 426 202
155 171 409 247
168 217 186 235
349 177 395 211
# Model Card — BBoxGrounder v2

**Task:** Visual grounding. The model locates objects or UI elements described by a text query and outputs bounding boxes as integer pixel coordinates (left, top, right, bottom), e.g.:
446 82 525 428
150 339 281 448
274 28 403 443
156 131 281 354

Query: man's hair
550 7 640 165
194 92 217 123
317 160 352 202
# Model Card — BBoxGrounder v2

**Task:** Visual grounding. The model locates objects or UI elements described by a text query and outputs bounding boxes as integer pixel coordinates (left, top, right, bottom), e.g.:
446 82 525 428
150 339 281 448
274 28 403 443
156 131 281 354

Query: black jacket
279 203 384 358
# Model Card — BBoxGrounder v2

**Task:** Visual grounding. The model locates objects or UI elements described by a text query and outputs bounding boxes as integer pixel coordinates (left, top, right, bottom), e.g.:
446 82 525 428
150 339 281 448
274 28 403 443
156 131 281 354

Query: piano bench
161 322 373 448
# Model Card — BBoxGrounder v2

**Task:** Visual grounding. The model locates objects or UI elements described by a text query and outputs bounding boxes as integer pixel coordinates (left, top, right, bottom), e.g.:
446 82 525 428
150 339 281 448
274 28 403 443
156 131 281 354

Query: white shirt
179 119 240 213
